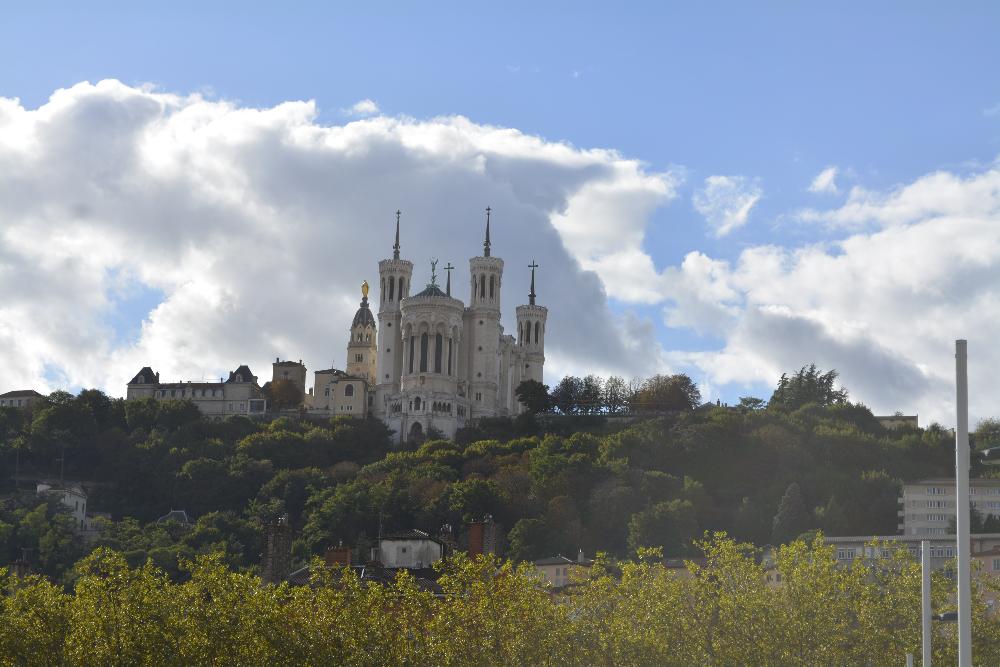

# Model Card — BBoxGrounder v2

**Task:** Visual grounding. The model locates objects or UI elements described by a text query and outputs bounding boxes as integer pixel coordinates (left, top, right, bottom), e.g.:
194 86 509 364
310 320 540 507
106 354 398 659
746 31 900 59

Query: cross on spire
528 260 539 305
444 262 454 296
483 206 492 257
393 210 401 260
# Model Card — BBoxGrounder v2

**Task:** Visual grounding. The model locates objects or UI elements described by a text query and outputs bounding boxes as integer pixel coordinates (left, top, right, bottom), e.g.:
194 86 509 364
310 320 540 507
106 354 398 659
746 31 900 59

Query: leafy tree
633 374 701 413
514 379 552 414
974 417 1000 450
737 396 767 411
580 375 604 414
603 375 629 414
627 499 698 556
771 482 809 544
266 379 304 411
769 364 848 411
551 376 583 414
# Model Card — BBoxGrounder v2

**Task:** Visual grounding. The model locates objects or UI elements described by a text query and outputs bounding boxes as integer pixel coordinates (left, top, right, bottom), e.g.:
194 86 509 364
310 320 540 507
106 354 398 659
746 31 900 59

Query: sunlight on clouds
692 175 762 237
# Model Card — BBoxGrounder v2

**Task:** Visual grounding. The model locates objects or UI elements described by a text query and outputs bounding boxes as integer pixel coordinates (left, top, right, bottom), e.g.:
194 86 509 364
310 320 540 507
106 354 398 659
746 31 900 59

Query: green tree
551 376 583 414
627 499 698 556
771 482 809 544
769 364 848 411
514 379 552 414
266 379 304 411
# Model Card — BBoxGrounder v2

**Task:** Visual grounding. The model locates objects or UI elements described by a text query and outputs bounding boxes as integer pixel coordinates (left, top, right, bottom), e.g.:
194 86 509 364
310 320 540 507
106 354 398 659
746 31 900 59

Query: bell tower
465 208 504 418
515 260 547 392
375 211 413 417
346 281 377 384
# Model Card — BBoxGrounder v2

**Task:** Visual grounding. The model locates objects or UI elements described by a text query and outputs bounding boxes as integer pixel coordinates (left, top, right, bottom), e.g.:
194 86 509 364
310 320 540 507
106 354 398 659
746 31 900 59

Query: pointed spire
483 206 492 257
444 262 454 296
393 210 401 260
528 260 538 306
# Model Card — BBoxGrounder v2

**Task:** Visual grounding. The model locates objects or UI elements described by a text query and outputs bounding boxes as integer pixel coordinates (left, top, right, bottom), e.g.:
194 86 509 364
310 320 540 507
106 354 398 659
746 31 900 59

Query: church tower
515 261 547 402
375 211 413 417
346 281 377 384
465 208 504 418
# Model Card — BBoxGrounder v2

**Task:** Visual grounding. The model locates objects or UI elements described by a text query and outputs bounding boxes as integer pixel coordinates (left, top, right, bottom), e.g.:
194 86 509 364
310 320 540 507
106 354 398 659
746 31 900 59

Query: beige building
0 389 45 409
899 479 1000 536
310 368 369 417
826 534 1000 571
876 414 919 430
126 365 267 419
533 552 593 588
271 358 307 396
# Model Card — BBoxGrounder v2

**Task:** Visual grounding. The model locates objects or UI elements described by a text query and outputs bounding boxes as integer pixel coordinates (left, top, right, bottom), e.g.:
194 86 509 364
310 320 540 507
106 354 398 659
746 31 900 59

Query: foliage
769 364 848 411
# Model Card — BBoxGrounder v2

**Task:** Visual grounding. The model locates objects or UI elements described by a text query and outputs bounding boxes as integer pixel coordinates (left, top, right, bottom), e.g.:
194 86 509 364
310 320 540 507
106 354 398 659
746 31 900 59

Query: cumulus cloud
345 98 379 116
0 80 680 397
667 161 1000 424
808 166 839 194
692 175 762 237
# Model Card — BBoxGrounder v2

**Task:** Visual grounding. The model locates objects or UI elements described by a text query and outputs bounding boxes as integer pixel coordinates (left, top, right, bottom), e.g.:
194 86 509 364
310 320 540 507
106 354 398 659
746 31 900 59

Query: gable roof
128 367 158 385
227 365 257 383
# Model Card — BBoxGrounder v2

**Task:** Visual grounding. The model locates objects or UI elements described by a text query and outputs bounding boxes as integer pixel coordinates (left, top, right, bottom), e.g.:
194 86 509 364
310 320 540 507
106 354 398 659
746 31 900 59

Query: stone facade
125 365 267 418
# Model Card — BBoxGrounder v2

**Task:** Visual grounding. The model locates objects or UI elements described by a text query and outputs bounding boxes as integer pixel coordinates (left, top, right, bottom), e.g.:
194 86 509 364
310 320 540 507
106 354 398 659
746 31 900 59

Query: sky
1 2 1000 425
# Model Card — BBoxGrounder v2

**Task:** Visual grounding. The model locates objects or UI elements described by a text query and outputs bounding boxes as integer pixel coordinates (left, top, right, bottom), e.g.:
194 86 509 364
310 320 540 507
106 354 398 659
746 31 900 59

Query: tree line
3 534 1000 666
515 373 703 415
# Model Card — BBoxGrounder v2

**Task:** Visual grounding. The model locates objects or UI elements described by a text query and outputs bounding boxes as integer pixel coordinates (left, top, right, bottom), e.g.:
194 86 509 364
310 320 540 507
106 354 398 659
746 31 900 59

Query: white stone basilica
355 210 547 444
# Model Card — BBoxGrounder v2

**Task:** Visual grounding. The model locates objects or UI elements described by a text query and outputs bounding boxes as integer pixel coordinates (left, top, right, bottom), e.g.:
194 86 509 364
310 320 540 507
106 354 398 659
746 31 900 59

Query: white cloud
808 166 839 194
345 98 379 116
0 80 680 398
667 161 1000 425
692 175 762 237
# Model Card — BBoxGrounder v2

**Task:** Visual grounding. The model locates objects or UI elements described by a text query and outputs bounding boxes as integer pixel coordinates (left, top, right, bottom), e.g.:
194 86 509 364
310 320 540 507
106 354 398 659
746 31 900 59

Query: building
270 358 307 397
36 481 102 539
126 365 267 419
825 534 1000 571
533 551 593 588
374 529 447 569
899 479 1000 536
372 210 547 443
876 414 919 430
0 389 45 410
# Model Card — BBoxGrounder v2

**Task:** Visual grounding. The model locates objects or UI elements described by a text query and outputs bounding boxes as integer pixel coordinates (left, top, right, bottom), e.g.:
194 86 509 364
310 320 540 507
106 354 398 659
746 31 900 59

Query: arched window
447 338 453 375
389 277 395 301
519 322 523 344
420 333 428 372
344 384 354 397
480 275 486 299
434 333 443 373
414 397 421 410
489 275 495 299
381 278 385 302
534 321 540 344
408 335 415 373
399 277 405 298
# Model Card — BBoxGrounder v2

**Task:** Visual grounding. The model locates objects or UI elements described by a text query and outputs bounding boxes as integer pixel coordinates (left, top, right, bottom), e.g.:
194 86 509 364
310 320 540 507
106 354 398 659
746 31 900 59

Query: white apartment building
899 478 1000 536
826 534 1000 571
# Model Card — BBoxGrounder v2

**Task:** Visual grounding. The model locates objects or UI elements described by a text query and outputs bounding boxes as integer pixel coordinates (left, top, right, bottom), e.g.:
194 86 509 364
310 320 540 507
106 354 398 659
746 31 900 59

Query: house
35 481 102 539
876 415 919 430
533 551 593 588
826 533 1000 571
374 529 447 569
0 389 44 410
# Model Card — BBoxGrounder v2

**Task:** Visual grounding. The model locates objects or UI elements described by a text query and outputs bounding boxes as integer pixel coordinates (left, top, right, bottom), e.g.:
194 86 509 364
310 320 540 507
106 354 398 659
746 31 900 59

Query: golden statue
361 280 369 299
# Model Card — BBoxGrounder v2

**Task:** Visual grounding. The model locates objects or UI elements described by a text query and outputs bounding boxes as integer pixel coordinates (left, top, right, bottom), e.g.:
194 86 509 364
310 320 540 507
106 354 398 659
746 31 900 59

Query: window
434 334 443 373
389 277 395 301
534 321 540 343
837 548 856 560
399 277 405 297
480 276 486 299
993 558 1000 571
356 354 364 363
414 397 421 410
489 275 494 299
419 333 428 372
345 384 354 397
448 339 453 375
170 389 176 397
409 336 415 373
325 387 330 396
475 392 482 401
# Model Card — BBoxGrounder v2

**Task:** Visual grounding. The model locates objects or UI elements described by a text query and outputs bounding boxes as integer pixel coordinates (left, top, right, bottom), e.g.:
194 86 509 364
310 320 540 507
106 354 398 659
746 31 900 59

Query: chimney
468 521 484 558
324 543 352 567
578 549 585 563
276 356 280 363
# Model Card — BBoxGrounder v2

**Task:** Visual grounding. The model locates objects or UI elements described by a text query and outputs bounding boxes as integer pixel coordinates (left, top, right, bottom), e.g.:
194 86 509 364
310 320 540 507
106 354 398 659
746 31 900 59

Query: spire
393 210 401 260
444 262 454 296
483 206 492 257
528 260 538 306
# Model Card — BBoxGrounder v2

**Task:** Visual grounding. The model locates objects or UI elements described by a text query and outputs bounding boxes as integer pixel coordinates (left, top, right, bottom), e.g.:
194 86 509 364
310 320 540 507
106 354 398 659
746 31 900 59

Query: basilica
348 210 547 443
125 211 548 445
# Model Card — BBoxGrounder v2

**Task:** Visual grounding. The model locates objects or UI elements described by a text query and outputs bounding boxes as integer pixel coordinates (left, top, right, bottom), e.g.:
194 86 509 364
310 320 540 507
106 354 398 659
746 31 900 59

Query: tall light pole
922 539 932 666
955 340 972 667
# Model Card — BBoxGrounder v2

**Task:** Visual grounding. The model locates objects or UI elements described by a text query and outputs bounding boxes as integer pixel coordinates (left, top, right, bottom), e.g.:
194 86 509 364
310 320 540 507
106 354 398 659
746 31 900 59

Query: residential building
876 414 919 430
36 481 102 539
0 389 44 410
125 365 267 419
533 551 593 588
825 534 1000 571
374 529 446 569
899 479 1000 536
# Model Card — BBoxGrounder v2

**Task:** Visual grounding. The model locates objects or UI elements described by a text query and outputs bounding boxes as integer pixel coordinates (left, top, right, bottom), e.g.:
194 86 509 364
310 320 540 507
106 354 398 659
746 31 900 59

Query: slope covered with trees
0 366 966 583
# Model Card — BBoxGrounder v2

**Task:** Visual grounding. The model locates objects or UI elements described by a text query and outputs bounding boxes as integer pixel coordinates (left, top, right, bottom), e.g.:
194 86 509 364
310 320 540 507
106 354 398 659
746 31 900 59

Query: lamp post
955 340 972 667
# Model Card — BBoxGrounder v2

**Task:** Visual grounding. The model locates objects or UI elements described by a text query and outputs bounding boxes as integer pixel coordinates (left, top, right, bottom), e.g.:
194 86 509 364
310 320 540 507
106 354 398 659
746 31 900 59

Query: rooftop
0 389 45 398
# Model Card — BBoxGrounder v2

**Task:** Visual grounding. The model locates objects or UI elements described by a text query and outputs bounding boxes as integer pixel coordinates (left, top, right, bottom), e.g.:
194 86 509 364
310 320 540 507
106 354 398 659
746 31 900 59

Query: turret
515 260 547 403
466 208 504 417
346 282 377 384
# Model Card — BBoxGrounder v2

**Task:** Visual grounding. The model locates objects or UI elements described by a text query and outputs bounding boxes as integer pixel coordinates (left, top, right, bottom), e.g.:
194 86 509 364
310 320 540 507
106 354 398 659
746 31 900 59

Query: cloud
666 160 1000 424
808 166 839 194
0 80 681 398
692 175 762 237
345 98 379 116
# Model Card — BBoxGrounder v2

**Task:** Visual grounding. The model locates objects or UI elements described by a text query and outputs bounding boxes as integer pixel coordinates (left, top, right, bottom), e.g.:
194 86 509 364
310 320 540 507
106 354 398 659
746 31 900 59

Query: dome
352 296 376 328
413 284 448 298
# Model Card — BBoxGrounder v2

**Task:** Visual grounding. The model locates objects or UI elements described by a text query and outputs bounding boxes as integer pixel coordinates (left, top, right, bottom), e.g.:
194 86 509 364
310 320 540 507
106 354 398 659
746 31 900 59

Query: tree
514 380 551 414
603 376 628 414
580 375 604 414
771 482 809 544
974 417 1000 450
627 499 699 556
768 364 848 411
550 376 583 415
633 374 701 413
737 396 767 412
266 380 303 412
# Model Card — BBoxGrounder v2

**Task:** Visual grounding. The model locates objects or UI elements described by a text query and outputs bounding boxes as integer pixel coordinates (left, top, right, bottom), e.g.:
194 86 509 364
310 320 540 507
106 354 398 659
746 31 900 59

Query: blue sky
2 3 1000 422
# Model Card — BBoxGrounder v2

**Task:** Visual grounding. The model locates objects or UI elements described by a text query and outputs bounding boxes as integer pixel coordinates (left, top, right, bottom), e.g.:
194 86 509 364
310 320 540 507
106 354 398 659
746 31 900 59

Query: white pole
906 653 914 667
921 539 932 666
955 339 972 667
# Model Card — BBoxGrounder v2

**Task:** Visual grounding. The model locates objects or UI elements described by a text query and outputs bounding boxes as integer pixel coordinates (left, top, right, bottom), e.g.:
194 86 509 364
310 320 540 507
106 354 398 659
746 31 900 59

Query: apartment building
898 479 1000 536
